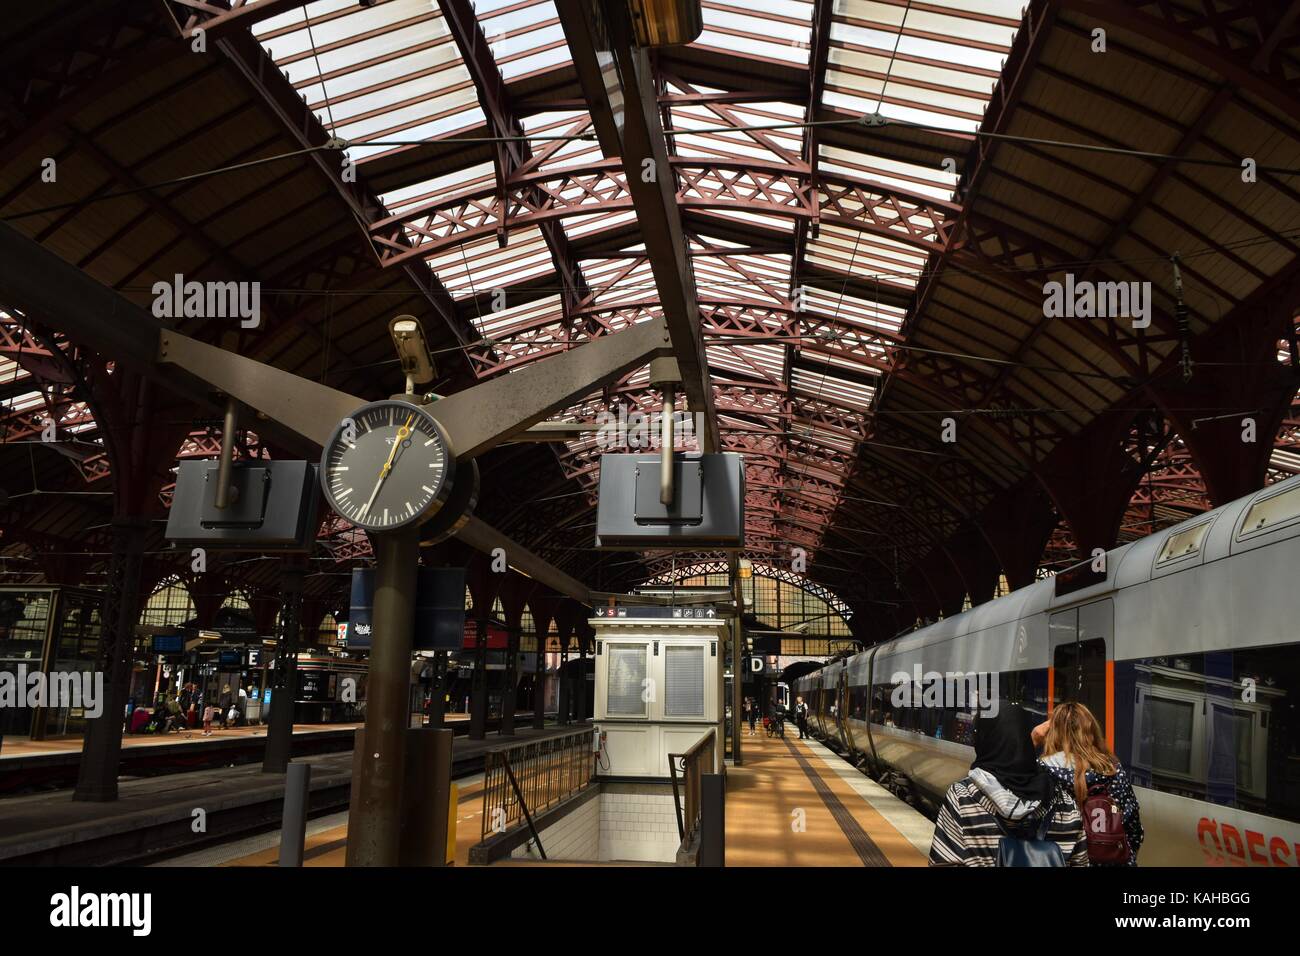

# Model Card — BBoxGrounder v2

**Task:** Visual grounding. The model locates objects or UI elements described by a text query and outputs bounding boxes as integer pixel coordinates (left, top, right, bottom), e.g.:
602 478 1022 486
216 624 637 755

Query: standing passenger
745 698 756 736
796 696 809 739
1035 702 1143 866
929 705 1088 867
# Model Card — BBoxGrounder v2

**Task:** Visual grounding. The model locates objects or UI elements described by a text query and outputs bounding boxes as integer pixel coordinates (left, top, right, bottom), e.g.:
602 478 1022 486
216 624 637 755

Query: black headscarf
971 705 1054 803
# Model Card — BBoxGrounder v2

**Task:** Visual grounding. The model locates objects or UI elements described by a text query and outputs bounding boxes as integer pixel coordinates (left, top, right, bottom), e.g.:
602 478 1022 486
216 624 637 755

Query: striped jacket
928 775 1090 867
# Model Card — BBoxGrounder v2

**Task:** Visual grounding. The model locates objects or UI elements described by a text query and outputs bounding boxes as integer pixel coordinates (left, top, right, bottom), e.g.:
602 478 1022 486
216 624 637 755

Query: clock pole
346 521 421 866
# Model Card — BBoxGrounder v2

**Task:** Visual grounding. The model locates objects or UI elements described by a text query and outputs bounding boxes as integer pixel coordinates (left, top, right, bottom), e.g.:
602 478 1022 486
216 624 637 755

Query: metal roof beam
437 0 590 312
558 0 719 452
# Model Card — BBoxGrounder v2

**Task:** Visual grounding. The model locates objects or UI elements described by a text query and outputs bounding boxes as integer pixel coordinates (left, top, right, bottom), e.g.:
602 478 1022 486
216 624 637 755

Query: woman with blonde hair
1034 702 1143 866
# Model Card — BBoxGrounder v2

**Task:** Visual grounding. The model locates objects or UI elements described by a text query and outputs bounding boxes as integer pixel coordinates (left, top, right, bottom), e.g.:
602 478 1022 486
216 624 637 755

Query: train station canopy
2 0 1300 637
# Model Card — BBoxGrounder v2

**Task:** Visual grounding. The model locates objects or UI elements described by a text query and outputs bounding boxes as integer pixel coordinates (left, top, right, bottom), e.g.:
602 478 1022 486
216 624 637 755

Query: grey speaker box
595 452 744 549
165 459 320 551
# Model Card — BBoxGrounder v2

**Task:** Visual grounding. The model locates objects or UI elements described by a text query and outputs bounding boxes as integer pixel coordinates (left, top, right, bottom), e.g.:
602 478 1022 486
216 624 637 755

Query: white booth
591 610 727 778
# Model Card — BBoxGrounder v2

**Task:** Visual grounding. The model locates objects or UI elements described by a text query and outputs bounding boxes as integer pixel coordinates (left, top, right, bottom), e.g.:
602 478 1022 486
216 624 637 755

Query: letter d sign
749 657 764 674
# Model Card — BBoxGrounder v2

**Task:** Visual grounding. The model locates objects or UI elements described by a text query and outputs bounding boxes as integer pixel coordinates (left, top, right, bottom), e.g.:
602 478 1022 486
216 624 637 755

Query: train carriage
797 475 1300 867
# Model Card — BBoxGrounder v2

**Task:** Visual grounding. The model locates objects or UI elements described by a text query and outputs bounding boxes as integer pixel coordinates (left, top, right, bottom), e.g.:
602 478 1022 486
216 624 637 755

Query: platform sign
348 567 466 651
593 605 720 620
152 633 185 654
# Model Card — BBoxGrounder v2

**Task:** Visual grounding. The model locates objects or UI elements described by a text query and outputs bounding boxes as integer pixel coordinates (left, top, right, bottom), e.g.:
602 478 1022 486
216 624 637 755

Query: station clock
320 399 455 532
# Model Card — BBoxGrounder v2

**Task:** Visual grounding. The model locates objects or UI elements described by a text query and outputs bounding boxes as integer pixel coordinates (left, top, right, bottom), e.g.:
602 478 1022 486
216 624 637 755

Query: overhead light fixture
626 0 703 47
389 315 435 390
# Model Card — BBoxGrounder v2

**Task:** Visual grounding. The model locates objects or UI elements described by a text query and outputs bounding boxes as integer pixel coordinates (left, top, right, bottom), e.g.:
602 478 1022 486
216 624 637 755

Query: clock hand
362 414 415 516
379 414 415 479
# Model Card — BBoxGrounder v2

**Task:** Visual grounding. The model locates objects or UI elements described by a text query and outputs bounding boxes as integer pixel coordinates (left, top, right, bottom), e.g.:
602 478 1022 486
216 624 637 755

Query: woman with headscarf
928 705 1089 866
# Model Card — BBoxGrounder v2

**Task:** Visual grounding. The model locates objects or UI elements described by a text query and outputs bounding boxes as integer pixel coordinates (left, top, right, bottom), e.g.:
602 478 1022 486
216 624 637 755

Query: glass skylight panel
251 0 485 161
378 162 495 218
825 0 1021 133
475 0 571 78
696 0 814 66
425 227 551 296
792 367 876 411
802 287 905 333
471 293 563 340
819 146 960 203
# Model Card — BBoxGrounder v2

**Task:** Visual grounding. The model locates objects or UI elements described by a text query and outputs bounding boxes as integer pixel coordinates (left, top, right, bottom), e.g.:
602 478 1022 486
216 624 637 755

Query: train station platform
0 714 534 795
726 730 933 867
0 722 576 866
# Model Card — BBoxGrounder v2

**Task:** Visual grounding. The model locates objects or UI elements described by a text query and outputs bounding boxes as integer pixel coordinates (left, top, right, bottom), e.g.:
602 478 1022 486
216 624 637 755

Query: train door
836 668 853 753
1048 599 1114 748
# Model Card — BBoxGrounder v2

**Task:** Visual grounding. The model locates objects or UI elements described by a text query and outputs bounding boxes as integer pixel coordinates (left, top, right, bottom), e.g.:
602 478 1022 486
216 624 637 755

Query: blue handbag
994 797 1067 867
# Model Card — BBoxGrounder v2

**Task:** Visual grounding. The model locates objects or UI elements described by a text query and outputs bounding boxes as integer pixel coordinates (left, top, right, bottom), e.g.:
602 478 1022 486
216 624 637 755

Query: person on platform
1034 702 1143 866
744 697 755 735
796 696 809 739
163 695 186 733
929 705 1089 867
202 698 217 736
218 684 233 730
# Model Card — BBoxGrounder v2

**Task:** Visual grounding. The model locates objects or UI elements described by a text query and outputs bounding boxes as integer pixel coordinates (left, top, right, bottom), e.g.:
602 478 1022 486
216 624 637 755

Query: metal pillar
499 625 520 736
263 562 304 773
533 635 547 729
557 641 570 725
469 614 488 740
428 650 448 728
700 773 725 866
74 515 147 802
731 568 744 767
574 637 588 722
346 525 419 867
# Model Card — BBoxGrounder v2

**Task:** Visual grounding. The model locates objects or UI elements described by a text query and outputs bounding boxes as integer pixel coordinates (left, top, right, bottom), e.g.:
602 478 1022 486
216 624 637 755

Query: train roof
794 473 1300 680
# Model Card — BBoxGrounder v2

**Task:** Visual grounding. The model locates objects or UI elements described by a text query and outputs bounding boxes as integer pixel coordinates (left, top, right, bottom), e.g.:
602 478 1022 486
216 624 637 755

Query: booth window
664 645 705 716
607 644 647 716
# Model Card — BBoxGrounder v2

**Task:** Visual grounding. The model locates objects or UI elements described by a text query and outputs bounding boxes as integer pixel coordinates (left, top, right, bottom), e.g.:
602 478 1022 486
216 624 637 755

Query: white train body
795 475 1300 866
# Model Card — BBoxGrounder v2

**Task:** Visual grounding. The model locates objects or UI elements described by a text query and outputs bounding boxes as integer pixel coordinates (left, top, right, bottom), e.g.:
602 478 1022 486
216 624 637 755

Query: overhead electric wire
8 110 1300 223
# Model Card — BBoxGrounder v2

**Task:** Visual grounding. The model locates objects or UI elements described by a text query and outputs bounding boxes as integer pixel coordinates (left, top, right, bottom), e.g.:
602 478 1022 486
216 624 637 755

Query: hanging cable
1171 252 1193 383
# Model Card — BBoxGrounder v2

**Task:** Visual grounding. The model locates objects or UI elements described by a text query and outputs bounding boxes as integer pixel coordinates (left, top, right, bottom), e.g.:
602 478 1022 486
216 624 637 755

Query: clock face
320 400 454 532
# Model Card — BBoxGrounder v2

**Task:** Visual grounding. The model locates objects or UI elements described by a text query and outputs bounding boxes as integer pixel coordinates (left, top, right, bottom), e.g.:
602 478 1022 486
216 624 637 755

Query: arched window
520 605 536 652
139 576 195 628
221 588 252 612
642 561 852 638
318 612 339 646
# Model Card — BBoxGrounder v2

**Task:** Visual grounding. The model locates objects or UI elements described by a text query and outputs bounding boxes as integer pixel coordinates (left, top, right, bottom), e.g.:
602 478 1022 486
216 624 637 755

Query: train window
1121 646 1300 824
1239 483 1300 538
1052 638 1108 737
1156 521 1211 565
664 645 704 717
606 644 647 716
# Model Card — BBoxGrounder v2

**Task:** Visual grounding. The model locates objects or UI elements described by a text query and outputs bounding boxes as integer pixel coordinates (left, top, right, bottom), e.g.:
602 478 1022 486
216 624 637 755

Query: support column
428 650 448 728
500 624 520 736
74 515 148 802
469 613 488 740
346 525 419 866
263 560 304 774
531 597 555 729
731 566 744 766
556 633 571 725
574 634 589 722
